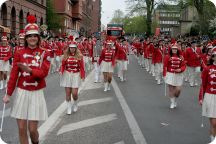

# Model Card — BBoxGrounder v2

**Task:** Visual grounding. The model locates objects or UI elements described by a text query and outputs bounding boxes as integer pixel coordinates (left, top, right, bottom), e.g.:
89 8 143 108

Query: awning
0 25 11 33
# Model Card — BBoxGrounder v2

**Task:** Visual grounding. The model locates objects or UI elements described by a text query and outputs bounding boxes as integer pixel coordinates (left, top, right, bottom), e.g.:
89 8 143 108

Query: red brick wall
0 0 46 36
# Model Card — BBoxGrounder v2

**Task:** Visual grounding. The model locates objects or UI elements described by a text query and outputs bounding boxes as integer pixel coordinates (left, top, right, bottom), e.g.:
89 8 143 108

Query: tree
124 16 147 35
110 9 125 24
209 17 216 38
46 0 63 31
178 0 216 34
125 0 161 36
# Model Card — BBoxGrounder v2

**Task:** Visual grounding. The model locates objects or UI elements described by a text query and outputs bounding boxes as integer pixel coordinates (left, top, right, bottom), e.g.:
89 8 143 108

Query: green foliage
46 0 63 30
190 24 200 36
124 16 147 34
178 0 216 34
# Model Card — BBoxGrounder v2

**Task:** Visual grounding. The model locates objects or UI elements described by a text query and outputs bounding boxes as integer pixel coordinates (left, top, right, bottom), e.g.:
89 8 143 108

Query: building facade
0 0 46 37
91 0 101 34
54 0 102 37
179 5 199 35
154 4 181 36
53 0 75 35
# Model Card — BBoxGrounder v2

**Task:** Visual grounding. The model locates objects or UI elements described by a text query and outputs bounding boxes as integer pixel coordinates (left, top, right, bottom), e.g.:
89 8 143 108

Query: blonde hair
63 47 83 60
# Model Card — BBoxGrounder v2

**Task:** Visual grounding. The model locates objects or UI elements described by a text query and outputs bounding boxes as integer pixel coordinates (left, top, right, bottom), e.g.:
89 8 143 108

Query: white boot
0 81 3 90
66 101 72 115
210 135 215 142
120 76 124 82
104 83 108 92
174 97 177 108
72 101 78 112
107 83 111 91
157 79 161 85
170 98 175 109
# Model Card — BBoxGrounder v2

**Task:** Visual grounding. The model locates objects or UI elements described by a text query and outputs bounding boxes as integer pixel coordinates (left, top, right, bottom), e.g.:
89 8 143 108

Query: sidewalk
40 71 137 144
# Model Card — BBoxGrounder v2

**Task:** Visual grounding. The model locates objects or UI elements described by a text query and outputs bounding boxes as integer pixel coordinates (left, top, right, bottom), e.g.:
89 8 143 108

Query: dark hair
24 34 41 47
209 56 214 65
169 48 181 57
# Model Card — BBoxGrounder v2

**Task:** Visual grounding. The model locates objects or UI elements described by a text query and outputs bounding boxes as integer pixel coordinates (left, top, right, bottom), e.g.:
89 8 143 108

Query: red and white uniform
14 45 25 54
116 44 128 70
163 54 186 86
201 65 216 118
185 47 202 86
185 47 201 67
152 46 163 83
7 47 50 96
0 45 12 71
147 43 155 74
99 48 115 73
60 54 85 88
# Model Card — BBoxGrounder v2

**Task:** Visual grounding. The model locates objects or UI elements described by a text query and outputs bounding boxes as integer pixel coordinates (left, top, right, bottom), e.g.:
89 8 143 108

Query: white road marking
0 108 11 118
112 79 148 144
78 97 113 106
39 71 94 141
57 114 118 135
114 141 125 144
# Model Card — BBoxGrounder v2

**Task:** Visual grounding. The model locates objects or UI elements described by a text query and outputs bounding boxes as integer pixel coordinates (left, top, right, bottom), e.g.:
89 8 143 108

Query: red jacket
80 42 89 56
152 47 163 64
202 65 216 96
163 54 186 77
143 41 148 58
60 54 85 79
116 45 128 60
7 47 51 96
0 45 12 61
146 43 154 58
99 48 115 66
185 47 201 67
14 46 25 55
132 42 142 54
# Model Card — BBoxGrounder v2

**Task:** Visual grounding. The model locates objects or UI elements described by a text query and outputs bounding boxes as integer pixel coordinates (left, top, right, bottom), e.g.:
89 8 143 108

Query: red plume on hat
171 38 176 44
1 32 7 41
27 15 37 24
69 35 74 41
24 14 39 35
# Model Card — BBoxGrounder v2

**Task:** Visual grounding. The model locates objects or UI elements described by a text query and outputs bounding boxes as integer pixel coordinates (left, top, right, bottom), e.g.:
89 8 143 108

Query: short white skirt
118 60 128 71
60 71 81 88
101 61 114 73
11 88 48 121
202 93 216 118
165 72 184 86
0 60 10 71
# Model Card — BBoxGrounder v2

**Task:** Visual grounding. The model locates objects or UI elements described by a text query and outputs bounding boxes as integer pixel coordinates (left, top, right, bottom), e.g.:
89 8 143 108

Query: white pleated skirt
202 93 216 118
101 61 114 73
118 60 128 71
60 71 81 88
0 60 10 71
11 88 48 121
165 72 184 86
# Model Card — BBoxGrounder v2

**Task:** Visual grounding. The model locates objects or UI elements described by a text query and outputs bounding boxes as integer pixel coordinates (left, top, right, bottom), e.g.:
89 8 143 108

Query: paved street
0 55 212 144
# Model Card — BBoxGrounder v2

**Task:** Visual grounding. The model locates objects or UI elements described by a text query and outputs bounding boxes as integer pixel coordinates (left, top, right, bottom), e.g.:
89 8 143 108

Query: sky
101 0 127 26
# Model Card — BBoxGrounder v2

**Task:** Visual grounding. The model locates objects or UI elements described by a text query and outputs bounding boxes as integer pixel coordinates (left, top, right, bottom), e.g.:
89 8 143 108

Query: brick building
0 0 46 37
91 0 101 34
53 0 101 37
